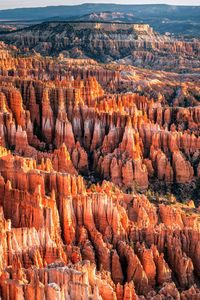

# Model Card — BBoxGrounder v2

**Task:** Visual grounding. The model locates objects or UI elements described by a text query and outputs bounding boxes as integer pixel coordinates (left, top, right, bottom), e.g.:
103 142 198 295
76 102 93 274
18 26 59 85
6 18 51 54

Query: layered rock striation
1 21 200 72
0 46 199 299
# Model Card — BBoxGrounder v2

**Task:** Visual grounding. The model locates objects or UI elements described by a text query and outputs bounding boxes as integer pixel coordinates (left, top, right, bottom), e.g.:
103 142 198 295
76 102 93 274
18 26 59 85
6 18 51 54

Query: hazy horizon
0 0 199 10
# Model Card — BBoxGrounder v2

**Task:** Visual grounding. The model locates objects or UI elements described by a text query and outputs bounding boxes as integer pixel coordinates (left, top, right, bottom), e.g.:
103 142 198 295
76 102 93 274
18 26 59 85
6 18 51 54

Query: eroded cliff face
0 48 200 299
1 156 200 299
1 21 200 72
0 51 199 192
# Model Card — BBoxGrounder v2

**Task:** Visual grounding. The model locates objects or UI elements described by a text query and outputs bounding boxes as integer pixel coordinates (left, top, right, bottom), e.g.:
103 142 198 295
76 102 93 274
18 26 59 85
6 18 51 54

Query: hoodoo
0 4 200 299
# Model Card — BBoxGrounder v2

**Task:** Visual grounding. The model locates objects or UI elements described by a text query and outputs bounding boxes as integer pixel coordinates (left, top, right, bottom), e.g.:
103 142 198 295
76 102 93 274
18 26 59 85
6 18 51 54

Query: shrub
156 192 159 203
166 192 176 204
89 184 97 193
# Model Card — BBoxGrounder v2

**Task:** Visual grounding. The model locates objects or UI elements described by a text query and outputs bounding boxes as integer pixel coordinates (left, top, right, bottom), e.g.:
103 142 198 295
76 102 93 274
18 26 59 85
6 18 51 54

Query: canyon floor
0 21 200 299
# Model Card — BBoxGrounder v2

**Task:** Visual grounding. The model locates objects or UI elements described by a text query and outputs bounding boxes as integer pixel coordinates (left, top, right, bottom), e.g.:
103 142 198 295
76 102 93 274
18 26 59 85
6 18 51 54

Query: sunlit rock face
0 44 200 300
1 21 200 72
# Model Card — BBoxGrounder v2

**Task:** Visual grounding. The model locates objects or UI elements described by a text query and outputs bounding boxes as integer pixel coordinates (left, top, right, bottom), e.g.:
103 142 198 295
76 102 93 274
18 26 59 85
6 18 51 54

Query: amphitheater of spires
0 46 200 299
1 20 200 72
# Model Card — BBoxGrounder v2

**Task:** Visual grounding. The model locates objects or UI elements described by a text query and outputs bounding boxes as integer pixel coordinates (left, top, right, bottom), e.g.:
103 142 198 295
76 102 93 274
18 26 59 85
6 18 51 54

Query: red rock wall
0 49 199 299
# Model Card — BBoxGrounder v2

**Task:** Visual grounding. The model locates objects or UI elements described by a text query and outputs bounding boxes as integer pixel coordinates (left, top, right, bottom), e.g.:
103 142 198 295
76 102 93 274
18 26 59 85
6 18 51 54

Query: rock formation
0 43 199 299
1 21 200 73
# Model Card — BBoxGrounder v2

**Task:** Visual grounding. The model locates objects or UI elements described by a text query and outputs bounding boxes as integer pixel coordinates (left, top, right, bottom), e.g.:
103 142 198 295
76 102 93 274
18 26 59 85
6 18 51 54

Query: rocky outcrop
0 45 199 300
1 21 200 72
